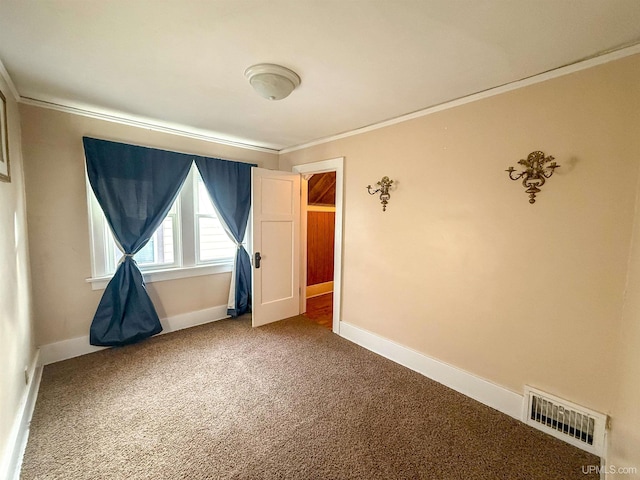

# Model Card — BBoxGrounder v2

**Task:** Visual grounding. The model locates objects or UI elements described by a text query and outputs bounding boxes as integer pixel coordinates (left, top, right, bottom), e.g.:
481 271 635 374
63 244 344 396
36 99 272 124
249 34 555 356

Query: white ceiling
1 0 639 151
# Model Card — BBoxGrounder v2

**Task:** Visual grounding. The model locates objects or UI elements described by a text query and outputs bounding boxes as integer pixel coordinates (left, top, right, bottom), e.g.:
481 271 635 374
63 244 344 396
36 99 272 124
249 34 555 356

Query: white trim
0 57 20 102
280 43 640 154
38 304 230 365
339 321 523 419
19 96 279 154
294 158 344 335
1 351 42 480
306 281 334 298
39 336 107 366
86 262 233 290
161 304 228 332
9 44 640 155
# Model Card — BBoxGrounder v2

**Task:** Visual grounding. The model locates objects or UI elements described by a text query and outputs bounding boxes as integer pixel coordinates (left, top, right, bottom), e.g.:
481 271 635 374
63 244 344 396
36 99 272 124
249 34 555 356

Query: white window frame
86 164 234 291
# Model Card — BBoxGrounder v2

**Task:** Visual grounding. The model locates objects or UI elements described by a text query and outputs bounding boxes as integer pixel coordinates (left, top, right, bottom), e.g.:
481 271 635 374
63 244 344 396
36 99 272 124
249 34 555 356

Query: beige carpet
21 315 599 479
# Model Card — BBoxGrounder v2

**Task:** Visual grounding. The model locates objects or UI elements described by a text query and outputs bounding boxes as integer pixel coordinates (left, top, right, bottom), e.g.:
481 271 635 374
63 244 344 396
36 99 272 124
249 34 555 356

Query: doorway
303 172 336 329
293 157 344 334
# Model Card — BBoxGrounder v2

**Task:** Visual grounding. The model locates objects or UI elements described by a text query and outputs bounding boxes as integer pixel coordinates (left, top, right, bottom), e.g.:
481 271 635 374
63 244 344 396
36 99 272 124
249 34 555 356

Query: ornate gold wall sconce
367 176 394 211
506 151 560 204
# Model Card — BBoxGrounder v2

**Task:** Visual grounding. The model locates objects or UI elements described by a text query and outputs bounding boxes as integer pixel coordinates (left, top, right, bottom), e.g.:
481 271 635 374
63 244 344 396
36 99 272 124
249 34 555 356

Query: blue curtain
83 137 193 346
195 157 255 317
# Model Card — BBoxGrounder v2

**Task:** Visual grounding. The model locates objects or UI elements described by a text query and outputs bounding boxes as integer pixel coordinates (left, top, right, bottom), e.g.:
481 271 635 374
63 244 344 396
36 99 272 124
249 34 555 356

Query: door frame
293 157 344 334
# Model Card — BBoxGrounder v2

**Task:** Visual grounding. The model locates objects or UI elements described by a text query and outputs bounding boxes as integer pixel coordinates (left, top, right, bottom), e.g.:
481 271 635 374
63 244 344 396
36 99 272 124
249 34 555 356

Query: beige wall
0 79 35 469
609 123 640 473
20 105 278 346
281 55 640 421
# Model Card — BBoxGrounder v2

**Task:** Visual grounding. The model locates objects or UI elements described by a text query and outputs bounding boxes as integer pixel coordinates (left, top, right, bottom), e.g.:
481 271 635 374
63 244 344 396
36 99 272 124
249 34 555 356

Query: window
87 164 236 289
106 203 178 270
195 174 236 263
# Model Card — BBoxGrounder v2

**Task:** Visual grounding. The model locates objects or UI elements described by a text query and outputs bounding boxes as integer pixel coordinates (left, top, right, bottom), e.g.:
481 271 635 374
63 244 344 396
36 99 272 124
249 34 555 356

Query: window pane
137 216 175 266
110 215 175 269
198 216 235 261
195 173 235 263
196 177 216 215
160 216 175 264
135 238 155 264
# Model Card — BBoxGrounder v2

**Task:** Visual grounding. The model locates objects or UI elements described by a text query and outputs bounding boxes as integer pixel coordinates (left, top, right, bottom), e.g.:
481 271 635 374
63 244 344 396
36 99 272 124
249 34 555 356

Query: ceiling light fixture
244 64 301 101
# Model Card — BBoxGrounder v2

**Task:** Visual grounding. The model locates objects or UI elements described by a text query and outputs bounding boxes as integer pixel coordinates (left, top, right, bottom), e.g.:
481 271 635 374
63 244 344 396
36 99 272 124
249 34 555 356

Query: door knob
254 252 261 268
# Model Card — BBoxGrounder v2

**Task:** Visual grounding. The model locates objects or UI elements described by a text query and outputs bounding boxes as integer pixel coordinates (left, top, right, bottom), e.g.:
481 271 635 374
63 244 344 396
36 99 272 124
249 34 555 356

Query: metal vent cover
523 386 607 457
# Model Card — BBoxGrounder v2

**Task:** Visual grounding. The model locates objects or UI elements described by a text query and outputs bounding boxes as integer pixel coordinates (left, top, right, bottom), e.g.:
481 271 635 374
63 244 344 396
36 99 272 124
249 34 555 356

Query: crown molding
0 57 20 101
18 96 280 154
280 42 640 154
6 42 640 155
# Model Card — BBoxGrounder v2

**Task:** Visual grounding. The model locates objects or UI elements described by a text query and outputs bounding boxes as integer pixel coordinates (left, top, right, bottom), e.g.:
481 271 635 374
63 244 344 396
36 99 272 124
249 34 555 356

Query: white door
251 167 301 327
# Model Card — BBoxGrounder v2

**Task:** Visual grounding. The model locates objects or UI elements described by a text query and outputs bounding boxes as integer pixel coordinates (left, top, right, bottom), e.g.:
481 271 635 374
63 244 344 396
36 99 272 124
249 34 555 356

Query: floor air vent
523 386 607 457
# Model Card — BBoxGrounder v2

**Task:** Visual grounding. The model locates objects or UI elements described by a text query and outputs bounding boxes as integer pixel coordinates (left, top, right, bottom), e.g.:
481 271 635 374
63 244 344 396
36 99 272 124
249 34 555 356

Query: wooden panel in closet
307 211 335 286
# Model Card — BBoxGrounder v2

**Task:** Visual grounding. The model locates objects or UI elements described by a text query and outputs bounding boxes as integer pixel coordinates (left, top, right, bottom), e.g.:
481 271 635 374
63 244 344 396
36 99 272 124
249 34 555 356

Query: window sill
86 262 233 291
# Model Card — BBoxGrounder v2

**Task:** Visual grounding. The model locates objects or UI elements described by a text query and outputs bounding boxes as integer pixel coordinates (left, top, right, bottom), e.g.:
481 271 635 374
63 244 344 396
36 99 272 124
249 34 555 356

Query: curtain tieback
118 253 136 265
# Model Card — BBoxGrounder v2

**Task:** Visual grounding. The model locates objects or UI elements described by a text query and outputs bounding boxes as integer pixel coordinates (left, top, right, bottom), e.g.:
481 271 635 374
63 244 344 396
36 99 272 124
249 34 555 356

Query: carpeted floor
21 315 599 479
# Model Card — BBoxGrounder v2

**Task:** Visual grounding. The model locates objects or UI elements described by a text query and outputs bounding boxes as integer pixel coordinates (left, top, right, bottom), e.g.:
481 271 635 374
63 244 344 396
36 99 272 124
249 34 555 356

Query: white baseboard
39 304 230 365
339 321 523 419
1 350 43 480
160 304 229 332
38 336 107 366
